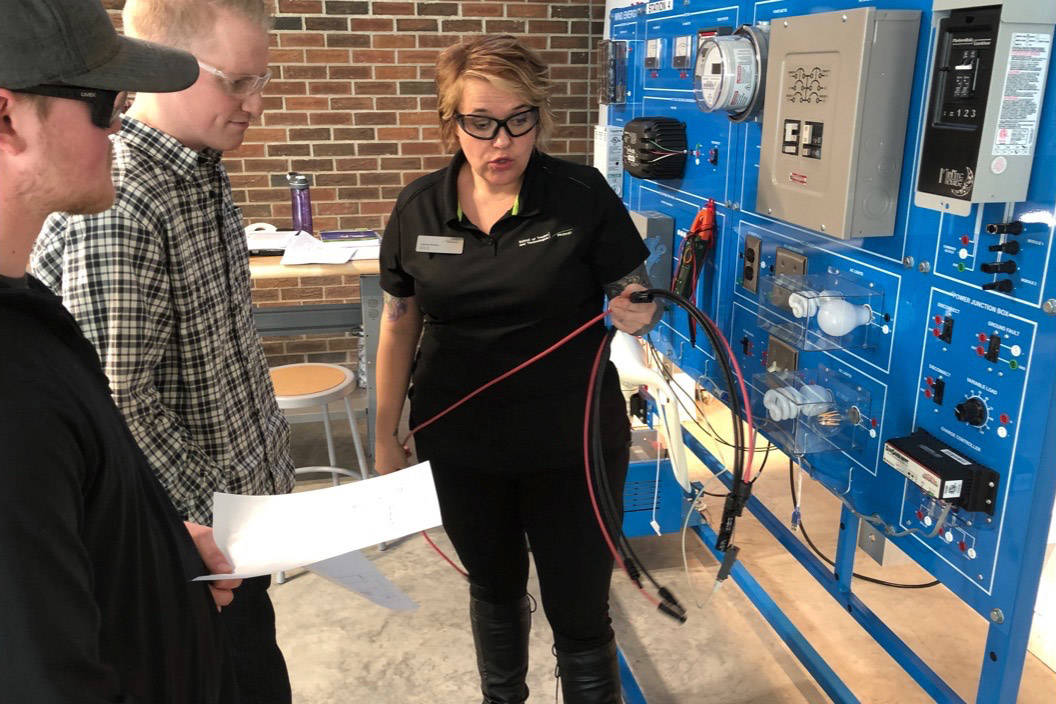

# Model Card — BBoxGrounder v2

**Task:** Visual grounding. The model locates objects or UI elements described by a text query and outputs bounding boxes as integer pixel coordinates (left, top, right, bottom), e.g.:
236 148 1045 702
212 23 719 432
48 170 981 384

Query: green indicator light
1009 360 1018 370
957 263 965 272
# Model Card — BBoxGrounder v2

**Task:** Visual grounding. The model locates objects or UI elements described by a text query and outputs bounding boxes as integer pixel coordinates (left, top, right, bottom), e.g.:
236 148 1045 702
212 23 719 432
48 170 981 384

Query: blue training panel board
607 0 1056 701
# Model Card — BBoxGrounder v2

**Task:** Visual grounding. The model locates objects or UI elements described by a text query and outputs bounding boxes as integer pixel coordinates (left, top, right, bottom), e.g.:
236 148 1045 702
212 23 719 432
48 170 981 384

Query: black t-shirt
0 276 236 703
380 150 649 470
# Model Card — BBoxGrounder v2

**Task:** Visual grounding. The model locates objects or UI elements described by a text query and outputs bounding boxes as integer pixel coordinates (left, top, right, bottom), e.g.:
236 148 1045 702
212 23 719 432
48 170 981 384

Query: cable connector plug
715 480 752 552
790 507 801 532
658 600 687 623
715 544 740 583
624 559 643 589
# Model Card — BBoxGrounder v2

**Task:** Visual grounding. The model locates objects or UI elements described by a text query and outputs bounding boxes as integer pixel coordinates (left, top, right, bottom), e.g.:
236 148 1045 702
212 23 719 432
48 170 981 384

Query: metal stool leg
344 396 370 481
321 402 339 487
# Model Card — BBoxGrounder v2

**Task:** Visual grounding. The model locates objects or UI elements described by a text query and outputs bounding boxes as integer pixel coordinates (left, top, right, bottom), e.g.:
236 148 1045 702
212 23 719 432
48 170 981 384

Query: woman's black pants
429 444 629 653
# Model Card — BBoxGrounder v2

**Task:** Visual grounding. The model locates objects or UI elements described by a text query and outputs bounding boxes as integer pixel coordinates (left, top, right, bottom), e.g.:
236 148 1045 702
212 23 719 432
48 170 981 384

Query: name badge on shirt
416 235 464 255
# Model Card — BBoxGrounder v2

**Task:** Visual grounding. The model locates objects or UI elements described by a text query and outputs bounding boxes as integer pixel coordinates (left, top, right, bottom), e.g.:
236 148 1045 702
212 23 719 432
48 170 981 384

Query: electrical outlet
766 335 799 372
742 234 762 293
771 247 808 309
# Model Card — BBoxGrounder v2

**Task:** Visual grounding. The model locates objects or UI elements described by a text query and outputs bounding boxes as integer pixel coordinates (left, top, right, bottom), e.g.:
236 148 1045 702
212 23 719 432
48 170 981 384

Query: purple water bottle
287 171 313 234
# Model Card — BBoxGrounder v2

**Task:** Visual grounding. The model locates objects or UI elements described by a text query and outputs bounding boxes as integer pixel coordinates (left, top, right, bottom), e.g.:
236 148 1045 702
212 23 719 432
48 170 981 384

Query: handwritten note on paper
196 461 441 580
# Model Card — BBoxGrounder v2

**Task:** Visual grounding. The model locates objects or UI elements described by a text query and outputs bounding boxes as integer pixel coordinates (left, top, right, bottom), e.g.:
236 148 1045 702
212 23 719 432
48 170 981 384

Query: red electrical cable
404 309 610 584
402 309 610 441
421 530 468 579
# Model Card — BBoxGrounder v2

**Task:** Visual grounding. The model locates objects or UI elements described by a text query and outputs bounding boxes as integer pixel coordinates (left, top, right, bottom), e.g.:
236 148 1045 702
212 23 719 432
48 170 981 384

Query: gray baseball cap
0 0 199 92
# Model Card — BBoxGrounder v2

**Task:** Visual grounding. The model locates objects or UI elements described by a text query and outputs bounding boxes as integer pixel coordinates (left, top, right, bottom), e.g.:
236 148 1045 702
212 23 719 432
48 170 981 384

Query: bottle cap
287 172 310 189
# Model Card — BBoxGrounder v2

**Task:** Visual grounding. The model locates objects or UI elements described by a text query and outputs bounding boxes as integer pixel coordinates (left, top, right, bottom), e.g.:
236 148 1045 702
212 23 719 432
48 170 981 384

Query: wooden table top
248 256 380 280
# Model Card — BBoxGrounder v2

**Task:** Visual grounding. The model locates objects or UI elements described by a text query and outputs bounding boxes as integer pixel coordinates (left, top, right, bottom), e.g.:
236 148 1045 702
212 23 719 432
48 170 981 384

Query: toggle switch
986 221 1023 235
980 260 1017 274
987 240 1020 255
982 280 1013 293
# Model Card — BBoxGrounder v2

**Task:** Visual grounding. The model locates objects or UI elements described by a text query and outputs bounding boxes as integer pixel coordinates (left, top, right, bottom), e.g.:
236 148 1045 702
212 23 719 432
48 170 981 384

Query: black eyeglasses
454 107 539 140
14 85 128 129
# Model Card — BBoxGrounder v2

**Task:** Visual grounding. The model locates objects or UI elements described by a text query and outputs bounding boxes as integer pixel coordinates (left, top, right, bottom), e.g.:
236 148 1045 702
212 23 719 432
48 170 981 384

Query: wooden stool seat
271 363 348 398
269 362 376 583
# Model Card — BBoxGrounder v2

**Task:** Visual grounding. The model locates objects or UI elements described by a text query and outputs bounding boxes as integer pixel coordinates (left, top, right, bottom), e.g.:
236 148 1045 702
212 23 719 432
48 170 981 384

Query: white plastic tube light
763 384 834 422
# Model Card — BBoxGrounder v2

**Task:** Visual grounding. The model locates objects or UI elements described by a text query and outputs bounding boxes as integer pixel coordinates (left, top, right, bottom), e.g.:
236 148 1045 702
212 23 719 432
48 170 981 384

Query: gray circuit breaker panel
757 8 921 239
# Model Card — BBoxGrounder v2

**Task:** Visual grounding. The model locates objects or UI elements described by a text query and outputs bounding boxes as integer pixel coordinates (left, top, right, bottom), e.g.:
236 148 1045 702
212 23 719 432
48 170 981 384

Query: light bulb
816 300 872 337
763 384 834 422
788 289 842 319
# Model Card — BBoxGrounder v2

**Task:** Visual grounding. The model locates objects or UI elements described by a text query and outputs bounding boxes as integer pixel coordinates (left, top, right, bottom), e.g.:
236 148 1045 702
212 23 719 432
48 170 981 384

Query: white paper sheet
322 239 381 261
349 243 381 261
308 550 417 611
279 231 353 265
196 462 441 580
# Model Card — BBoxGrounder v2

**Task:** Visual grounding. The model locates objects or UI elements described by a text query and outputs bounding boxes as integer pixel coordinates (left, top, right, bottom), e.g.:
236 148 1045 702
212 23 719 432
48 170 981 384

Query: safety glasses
454 107 539 140
14 85 128 129
198 61 272 97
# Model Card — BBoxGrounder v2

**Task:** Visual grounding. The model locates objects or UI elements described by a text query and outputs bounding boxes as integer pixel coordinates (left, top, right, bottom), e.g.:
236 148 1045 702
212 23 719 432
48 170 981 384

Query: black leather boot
555 637 622 704
470 595 531 704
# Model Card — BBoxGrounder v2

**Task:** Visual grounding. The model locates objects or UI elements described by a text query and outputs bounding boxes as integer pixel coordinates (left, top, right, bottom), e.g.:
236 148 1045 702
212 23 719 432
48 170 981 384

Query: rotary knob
954 397 987 426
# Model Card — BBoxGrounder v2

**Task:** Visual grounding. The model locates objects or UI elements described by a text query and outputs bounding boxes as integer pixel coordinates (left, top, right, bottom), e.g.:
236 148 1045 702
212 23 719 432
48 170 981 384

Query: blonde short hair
435 35 554 153
122 0 271 51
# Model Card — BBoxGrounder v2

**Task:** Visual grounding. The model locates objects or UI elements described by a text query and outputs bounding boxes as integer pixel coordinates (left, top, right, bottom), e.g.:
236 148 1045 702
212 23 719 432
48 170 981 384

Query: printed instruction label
993 33 1051 156
647 0 673 14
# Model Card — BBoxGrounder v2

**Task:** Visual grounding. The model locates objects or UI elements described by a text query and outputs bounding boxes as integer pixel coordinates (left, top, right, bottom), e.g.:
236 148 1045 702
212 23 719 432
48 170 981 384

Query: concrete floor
273 407 1056 703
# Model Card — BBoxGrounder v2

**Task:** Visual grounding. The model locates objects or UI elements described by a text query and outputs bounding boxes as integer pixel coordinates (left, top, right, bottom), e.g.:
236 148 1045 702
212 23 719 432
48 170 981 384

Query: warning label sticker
993 33 1051 156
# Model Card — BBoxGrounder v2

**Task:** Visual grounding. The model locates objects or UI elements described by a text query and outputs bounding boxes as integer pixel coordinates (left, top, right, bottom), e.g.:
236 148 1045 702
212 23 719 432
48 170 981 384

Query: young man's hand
184 522 242 610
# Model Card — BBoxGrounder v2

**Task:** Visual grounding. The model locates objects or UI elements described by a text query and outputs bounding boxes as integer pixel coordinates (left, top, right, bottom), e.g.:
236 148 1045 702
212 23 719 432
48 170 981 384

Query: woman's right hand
375 434 411 475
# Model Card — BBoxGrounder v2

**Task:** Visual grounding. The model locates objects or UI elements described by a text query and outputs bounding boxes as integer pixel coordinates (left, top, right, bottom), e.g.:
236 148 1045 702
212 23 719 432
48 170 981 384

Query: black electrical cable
646 345 772 454
589 329 664 592
634 290 746 485
787 459 940 589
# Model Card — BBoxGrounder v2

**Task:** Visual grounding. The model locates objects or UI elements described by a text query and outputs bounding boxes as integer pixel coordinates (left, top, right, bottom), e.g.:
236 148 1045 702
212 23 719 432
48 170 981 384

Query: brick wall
105 0 605 367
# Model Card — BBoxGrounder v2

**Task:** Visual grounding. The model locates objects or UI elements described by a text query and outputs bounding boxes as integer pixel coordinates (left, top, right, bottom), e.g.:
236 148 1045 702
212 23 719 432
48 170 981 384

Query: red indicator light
871 418 878 428
999 413 1009 424
960 235 971 245
924 389 933 398
978 333 988 343
933 328 941 337
976 346 985 356
916 510 924 520
934 315 943 324
959 541 967 552
926 376 934 386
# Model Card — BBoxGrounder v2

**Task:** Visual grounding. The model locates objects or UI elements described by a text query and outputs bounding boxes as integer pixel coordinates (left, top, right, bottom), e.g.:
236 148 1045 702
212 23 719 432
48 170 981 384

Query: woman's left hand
609 283 659 336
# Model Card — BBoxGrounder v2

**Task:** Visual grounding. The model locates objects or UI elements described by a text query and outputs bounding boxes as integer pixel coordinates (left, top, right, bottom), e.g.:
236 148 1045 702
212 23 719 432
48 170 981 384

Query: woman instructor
375 35 658 704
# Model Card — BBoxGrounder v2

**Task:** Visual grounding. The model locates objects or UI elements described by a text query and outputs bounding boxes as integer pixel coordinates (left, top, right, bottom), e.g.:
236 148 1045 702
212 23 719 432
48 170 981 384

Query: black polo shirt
380 150 649 471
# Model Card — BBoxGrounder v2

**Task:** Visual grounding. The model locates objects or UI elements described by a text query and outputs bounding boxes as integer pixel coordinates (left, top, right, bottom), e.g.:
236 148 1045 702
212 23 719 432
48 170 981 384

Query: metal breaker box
757 8 921 239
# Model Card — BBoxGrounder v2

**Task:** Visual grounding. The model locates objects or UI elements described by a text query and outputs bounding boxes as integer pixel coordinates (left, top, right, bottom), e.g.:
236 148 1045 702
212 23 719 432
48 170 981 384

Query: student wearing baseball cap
0 1 241 702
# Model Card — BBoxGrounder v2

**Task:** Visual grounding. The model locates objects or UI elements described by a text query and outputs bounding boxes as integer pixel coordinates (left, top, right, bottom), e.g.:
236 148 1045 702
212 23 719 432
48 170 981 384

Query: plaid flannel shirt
32 116 294 525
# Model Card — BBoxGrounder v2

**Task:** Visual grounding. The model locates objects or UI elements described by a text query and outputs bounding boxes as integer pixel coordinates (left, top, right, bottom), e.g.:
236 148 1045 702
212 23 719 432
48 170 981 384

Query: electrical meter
672 35 693 69
694 25 768 122
645 38 662 69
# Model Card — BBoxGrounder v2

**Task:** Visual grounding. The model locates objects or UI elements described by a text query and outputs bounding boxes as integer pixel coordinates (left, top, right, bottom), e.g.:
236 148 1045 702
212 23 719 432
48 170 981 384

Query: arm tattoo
603 262 651 299
383 292 409 321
